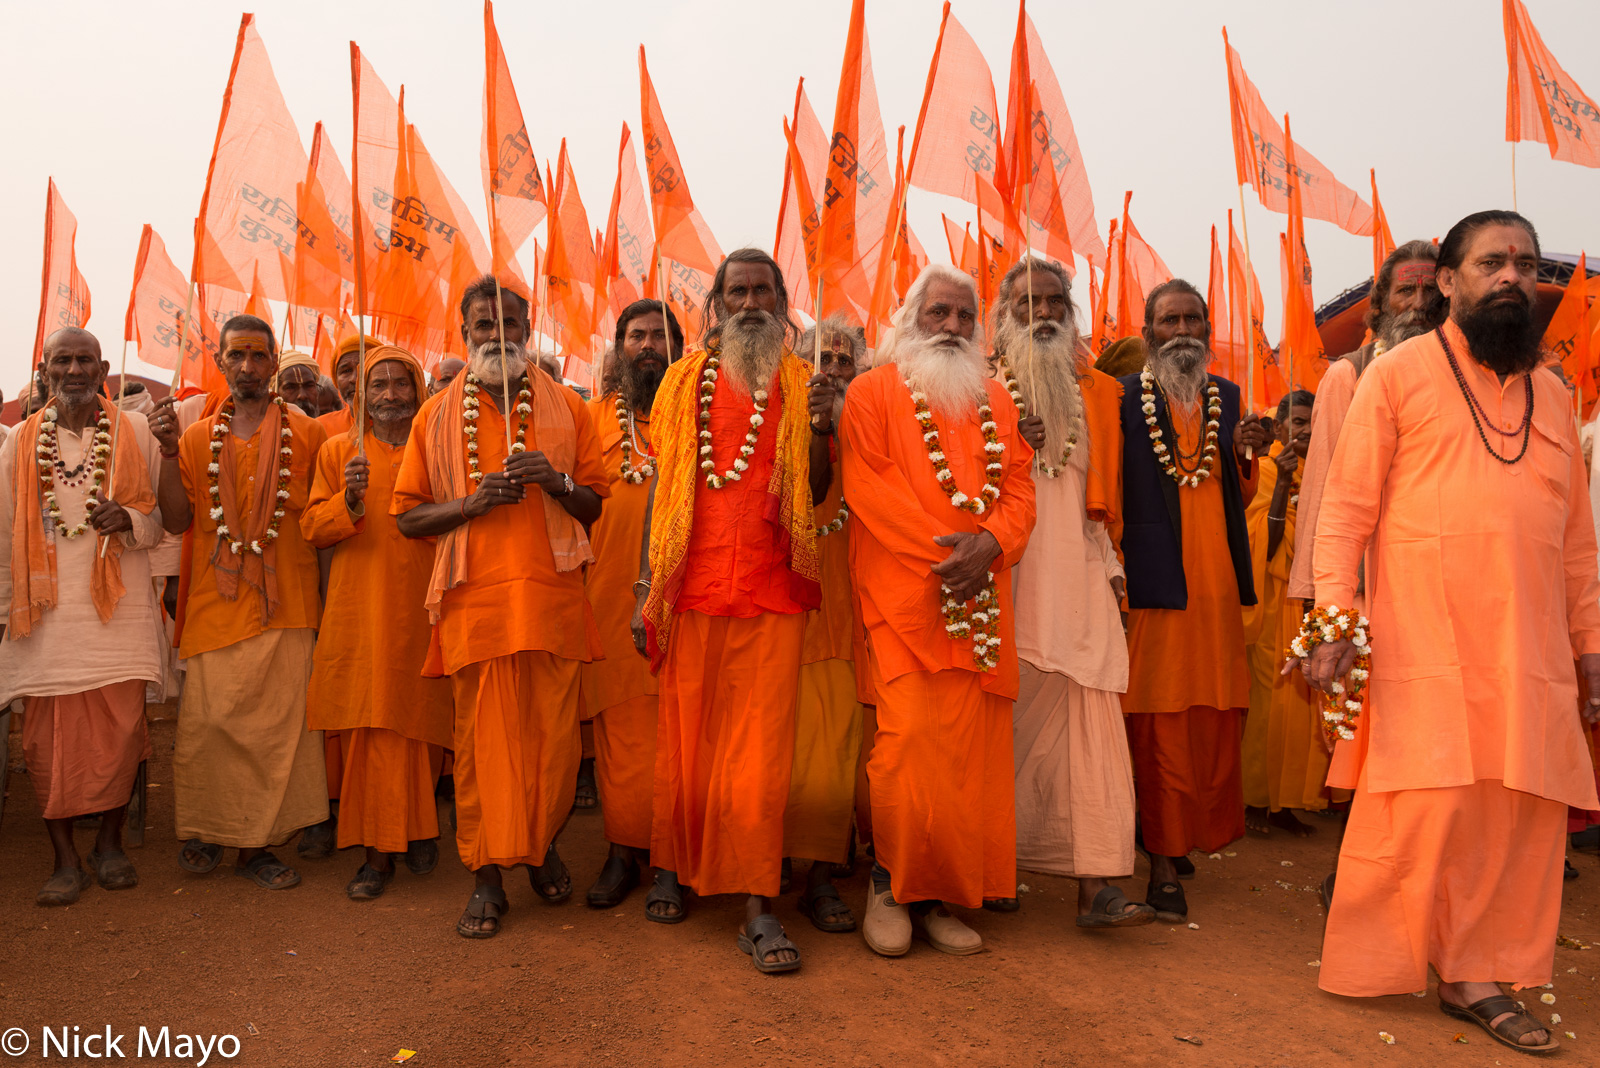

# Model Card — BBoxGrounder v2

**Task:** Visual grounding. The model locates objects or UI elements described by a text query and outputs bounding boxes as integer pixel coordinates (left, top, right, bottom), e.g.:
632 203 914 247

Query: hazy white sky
1 0 1596 391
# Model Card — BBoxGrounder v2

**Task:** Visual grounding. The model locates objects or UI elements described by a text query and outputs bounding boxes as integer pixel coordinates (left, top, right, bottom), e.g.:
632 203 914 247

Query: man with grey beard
842 264 1037 958
1117 279 1271 924
991 258 1152 928
1288 241 1441 603
633 248 834 972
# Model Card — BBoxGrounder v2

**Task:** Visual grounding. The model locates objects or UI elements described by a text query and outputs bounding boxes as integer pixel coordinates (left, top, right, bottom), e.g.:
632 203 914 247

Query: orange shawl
643 348 820 666
8 395 157 638
422 364 590 624
1079 365 1124 526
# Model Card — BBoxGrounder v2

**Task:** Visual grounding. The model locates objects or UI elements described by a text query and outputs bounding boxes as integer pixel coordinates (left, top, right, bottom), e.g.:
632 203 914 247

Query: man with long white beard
990 258 1152 927
580 299 684 909
392 276 608 938
634 248 833 973
1118 279 1271 924
842 264 1036 957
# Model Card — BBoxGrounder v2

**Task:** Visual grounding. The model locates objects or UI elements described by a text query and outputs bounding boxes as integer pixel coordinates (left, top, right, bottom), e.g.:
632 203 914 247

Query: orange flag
31 178 92 369
1369 168 1397 284
1004 2 1103 268
1544 254 1596 415
1208 223 1246 388
1228 214 1283 411
1112 193 1172 343
1504 0 1600 168
289 121 354 319
127 224 223 393
1223 28 1374 237
1089 218 1118 356
867 125 928 344
908 3 1004 207
192 14 315 303
545 139 599 363
775 79 828 319
782 116 826 312
482 0 545 284
1279 118 1329 393
601 123 655 318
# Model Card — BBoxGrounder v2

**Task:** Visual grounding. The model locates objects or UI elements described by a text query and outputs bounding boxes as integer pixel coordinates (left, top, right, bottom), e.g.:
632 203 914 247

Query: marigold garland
942 573 1001 671
463 373 531 483
697 355 767 489
615 394 655 484
998 356 1078 478
907 379 1003 514
814 502 848 537
36 404 112 539
1140 370 1222 489
1287 605 1372 743
209 395 293 557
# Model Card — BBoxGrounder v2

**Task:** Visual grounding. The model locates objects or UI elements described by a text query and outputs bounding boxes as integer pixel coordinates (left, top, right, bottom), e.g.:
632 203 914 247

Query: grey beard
996 315 1084 463
1377 308 1432 352
1148 337 1209 406
897 332 987 417
468 340 530 388
719 310 785 395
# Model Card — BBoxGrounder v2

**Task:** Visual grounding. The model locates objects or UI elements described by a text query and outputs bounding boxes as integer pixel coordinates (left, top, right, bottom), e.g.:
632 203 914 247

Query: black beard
619 357 666 412
1456 294 1542 377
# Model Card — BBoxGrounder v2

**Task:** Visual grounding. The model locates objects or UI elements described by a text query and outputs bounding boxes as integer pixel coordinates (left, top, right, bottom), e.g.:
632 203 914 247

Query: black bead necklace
1436 327 1533 465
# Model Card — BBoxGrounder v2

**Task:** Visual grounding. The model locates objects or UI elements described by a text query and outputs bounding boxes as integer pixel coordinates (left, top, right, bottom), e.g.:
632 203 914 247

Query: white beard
1146 337 1209 407
468 339 530 389
719 310 785 396
997 317 1085 464
895 333 987 418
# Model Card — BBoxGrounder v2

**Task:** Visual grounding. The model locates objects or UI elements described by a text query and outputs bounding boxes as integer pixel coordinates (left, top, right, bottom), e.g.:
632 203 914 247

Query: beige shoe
913 905 983 955
863 885 911 956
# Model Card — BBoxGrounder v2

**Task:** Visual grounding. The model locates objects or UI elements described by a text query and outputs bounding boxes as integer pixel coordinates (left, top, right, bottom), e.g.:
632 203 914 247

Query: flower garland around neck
698 353 767 490
614 392 654 484
814 501 848 537
1287 605 1372 743
908 379 1003 514
36 404 112 539
1139 369 1222 489
463 373 531 483
998 355 1079 478
208 394 293 556
943 573 1001 671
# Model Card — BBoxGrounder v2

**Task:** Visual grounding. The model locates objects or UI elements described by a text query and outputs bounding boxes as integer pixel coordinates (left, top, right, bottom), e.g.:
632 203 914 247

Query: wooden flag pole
814 278 824 372
1236 183 1256 460
99 336 132 558
492 275 516 456
168 280 197 394
1511 142 1519 213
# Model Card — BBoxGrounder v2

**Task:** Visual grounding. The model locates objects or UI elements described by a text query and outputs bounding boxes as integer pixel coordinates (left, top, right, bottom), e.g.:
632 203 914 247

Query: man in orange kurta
843 265 1037 958
151 314 329 892
302 347 453 901
579 299 683 909
640 249 832 974
315 334 375 437
1304 213 1600 1053
392 277 608 939
1118 280 1270 924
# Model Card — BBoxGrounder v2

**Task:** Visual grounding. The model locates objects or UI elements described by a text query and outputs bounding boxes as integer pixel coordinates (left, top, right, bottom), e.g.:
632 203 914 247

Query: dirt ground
2 707 1598 1067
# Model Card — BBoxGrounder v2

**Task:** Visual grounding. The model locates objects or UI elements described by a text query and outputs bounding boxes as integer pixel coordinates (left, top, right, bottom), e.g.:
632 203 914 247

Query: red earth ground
2 705 1597 1067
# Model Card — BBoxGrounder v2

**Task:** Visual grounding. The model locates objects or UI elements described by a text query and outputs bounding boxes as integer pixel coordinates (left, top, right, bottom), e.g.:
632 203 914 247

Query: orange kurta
1122 398 1254 857
582 392 659 850
317 408 354 436
1316 321 1600 996
842 367 1037 904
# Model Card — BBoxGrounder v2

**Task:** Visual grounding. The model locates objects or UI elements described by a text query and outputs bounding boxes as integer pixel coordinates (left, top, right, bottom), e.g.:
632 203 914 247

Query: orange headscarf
346 345 427 445
8 395 158 638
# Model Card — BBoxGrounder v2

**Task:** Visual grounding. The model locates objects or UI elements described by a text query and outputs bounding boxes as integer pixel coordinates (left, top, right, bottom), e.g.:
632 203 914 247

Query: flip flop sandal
1145 880 1187 923
178 839 223 874
1440 993 1560 1054
586 856 641 909
529 846 573 904
346 864 394 901
983 897 1020 912
738 913 802 974
404 838 439 876
572 758 599 811
797 883 857 932
87 849 139 891
1076 886 1157 928
236 852 302 890
644 870 687 924
457 884 509 939
36 866 91 907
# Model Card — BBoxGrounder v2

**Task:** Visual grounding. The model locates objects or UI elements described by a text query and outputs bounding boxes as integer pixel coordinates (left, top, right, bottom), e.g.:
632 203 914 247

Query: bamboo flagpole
167 281 197 394
1235 184 1256 460
99 336 132 558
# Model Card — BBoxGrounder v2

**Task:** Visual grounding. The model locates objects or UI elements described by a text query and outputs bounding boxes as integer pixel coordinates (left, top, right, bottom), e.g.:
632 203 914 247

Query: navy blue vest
1116 372 1257 611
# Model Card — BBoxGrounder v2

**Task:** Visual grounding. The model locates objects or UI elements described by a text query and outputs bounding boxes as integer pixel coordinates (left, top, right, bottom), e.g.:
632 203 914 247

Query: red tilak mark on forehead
1509 244 1519 256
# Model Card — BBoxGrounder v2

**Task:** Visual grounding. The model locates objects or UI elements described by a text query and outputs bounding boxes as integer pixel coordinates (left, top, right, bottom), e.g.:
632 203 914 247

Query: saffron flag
1109 192 1172 347
1223 28 1375 236
126 225 223 394
907 4 1004 208
1004 2 1103 268
482 0 546 283
775 79 829 319
545 139 600 363
602 123 654 318
782 115 827 313
1544 254 1595 415
1503 0 1600 168
289 121 354 318
32 178 92 368
1369 169 1396 284
1228 215 1283 410
1089 218 1117 356
192 14 314 303
1208 223 1246 388
866 125 928 345
1279 119 1329 392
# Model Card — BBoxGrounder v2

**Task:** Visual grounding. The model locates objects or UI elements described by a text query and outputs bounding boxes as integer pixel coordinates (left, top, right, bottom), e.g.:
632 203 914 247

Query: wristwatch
555 472 575 497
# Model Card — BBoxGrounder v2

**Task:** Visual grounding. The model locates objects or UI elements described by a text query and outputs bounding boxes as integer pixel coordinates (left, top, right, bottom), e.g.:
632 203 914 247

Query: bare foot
1245 806 1272 835
1269 809 1316 837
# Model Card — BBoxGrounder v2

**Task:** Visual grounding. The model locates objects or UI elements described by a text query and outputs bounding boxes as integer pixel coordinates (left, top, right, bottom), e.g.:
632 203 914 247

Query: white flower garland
942 574 1001 671
615 394 655 484
1139 370 1222 489
1287 605 1372 743
814 501 848 537
35 405 112 539
908 379 1003 514
698 354 767 490
209 395 293 556
463 373 531 483
998 356 1079 478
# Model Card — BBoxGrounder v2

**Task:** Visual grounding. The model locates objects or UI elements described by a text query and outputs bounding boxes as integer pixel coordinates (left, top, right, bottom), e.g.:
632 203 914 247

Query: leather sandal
1441 992 1559 1054
529 846 572 904
178 839 223 874
346 863 393 901
236 852 301 890
403 838 438 875
644 869 686 924
457 884 509 939
1145 879 1187 923
37 866 90 906
738 913 802 974
797 882 856 932
586 855 641 909
1076 886 1156 928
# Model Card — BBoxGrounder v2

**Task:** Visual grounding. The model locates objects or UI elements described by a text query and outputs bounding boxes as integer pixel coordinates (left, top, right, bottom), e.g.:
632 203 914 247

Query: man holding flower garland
1117 280 1272 924
1302 210 1600 1053
151 315 330 892
841 264 1037 957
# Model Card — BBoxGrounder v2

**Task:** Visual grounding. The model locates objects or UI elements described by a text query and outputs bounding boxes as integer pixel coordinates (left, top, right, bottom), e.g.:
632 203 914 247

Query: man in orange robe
150 314 329 891
1118 280 1271 923
1304 211 1600 1053
639 249 833 973
302 346 453 900
2 328 164 905
843 264 1037 957
782 316 867 934
315 335 373 437
579 299 683 908
392 276 607 939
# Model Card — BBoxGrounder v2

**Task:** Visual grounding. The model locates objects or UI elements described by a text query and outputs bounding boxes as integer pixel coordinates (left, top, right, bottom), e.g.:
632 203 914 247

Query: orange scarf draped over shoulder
1079 365 1124 526
8 396 158 638
642 348 820 667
